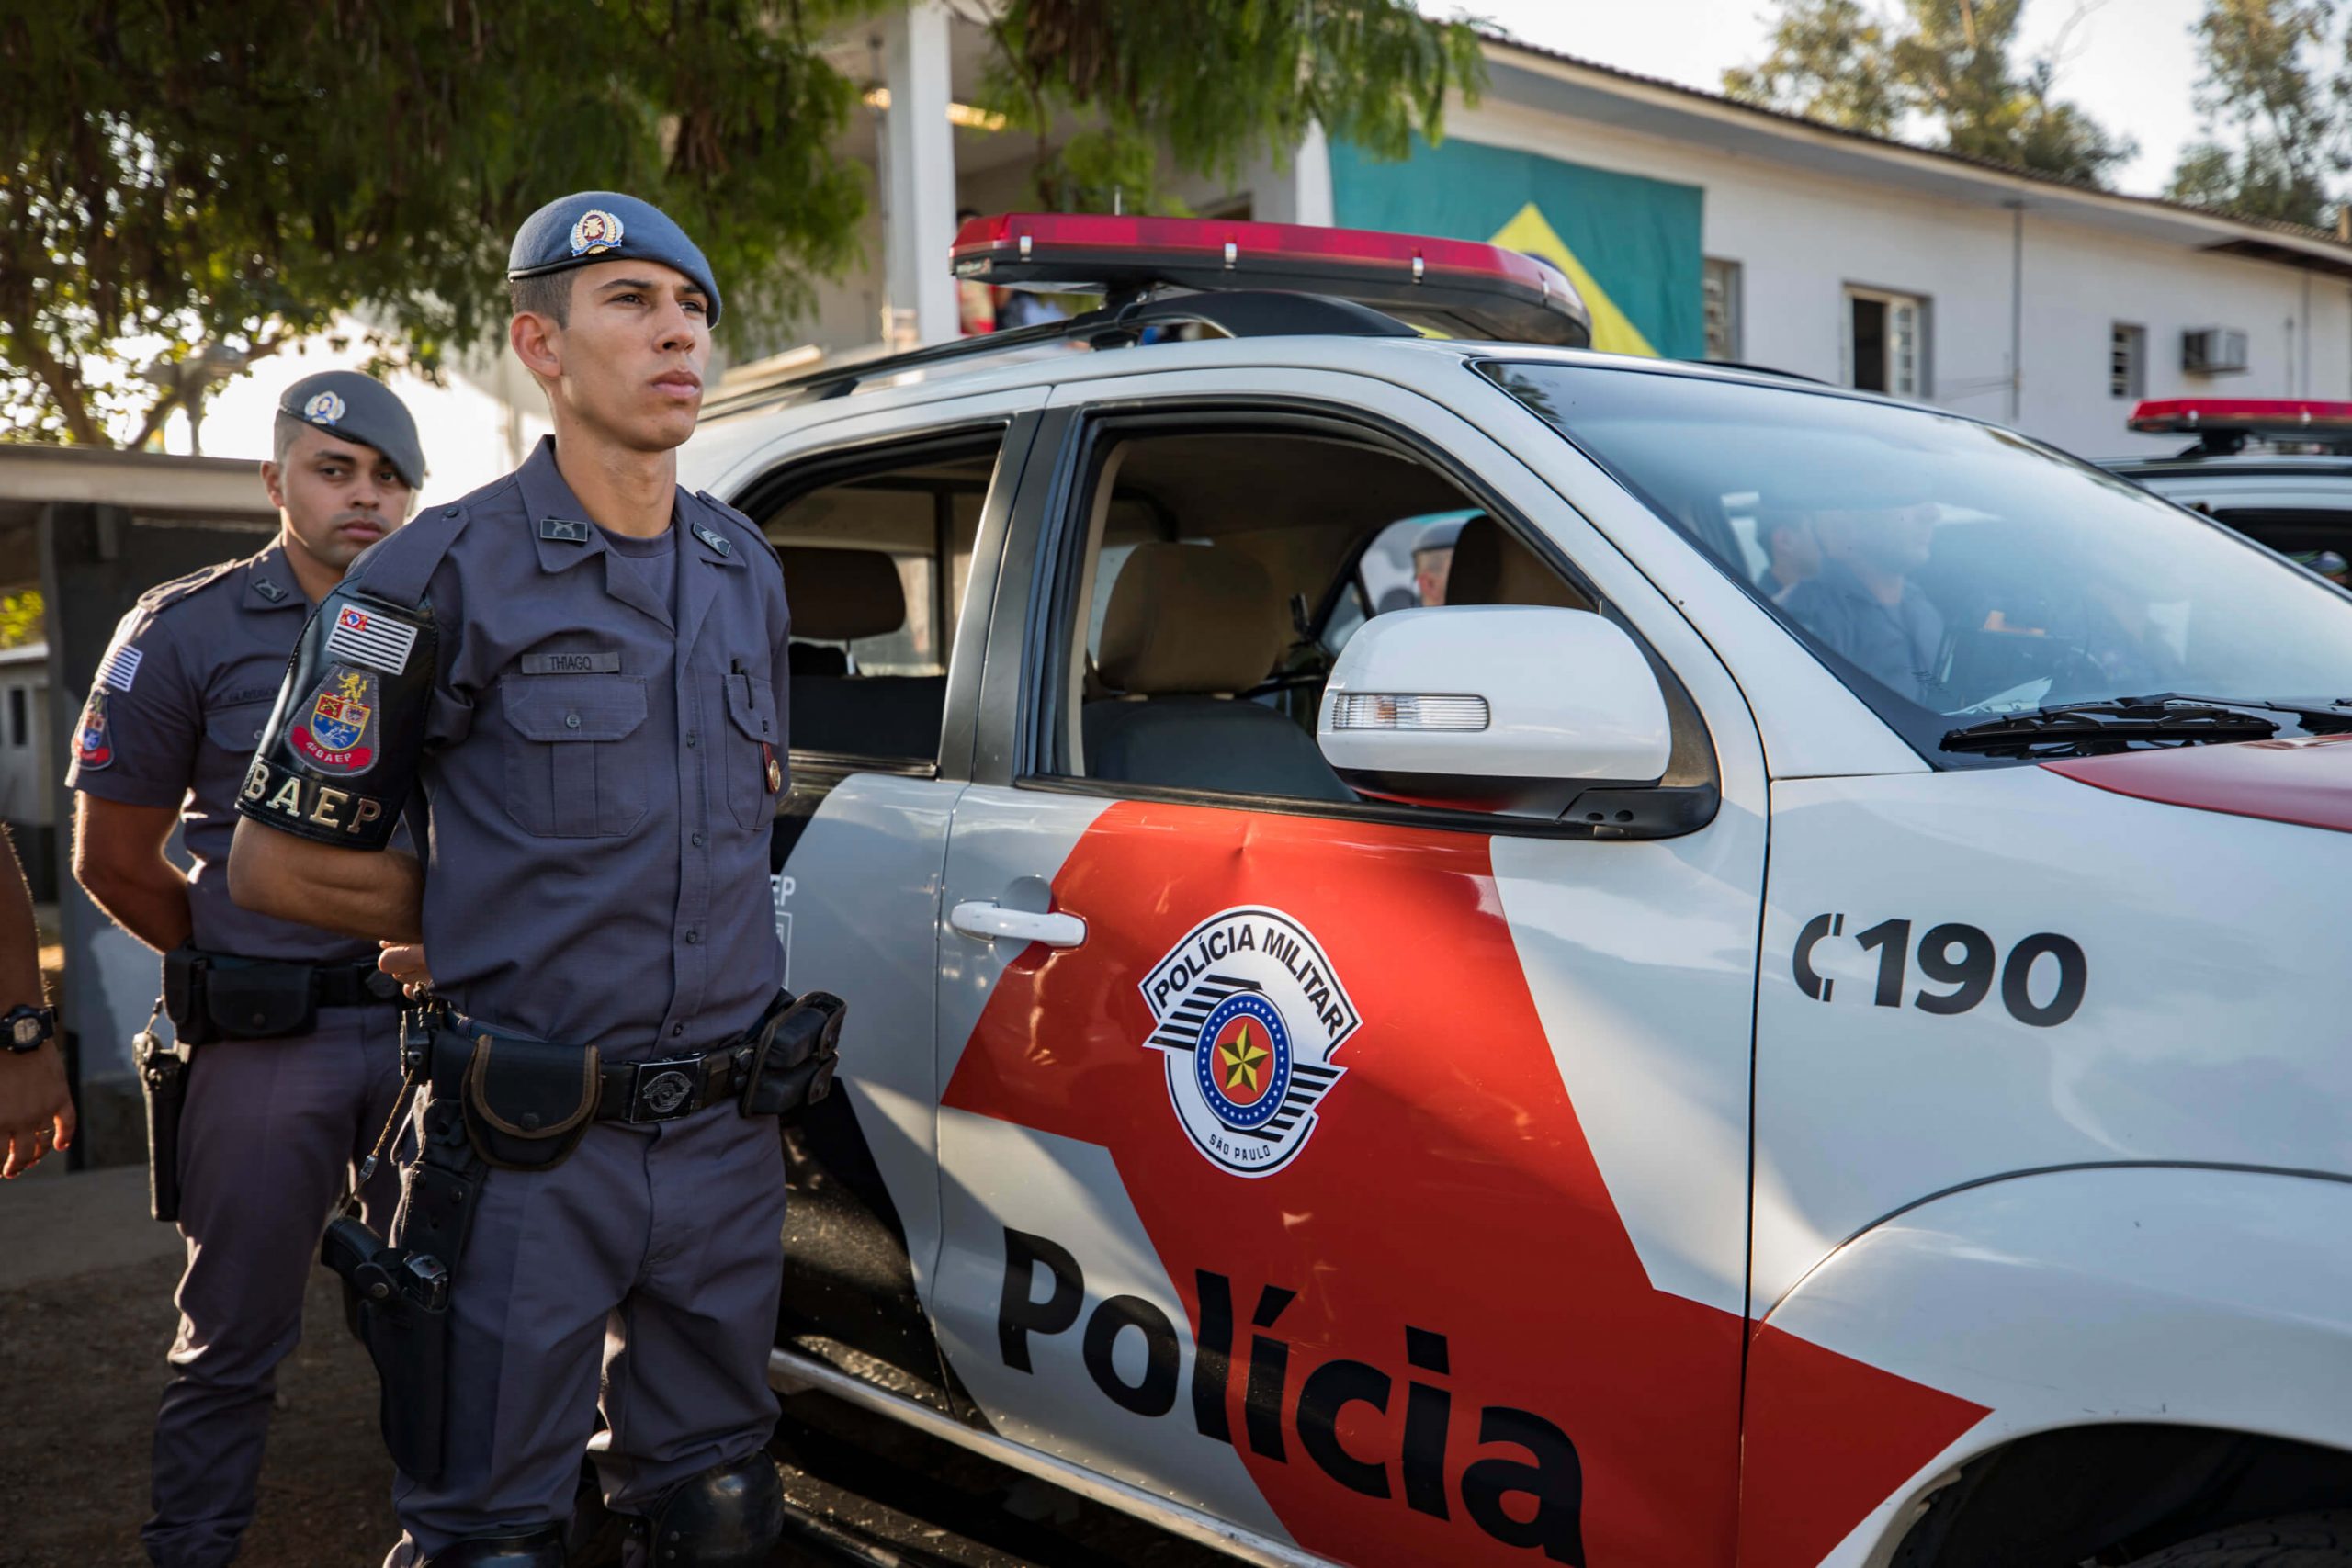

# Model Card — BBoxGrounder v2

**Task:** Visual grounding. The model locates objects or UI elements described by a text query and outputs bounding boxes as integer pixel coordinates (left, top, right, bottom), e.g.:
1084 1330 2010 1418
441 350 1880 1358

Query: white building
0 642 52 897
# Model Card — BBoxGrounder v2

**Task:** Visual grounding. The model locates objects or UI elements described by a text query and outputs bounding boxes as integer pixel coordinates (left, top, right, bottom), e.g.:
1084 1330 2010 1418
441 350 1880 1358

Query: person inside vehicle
1412 516 1462 606
1755 505 1821 602
1780 498 1946 705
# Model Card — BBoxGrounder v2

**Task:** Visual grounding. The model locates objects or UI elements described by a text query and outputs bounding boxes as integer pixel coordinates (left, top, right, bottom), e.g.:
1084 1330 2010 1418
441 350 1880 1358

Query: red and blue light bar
950 212 1593 348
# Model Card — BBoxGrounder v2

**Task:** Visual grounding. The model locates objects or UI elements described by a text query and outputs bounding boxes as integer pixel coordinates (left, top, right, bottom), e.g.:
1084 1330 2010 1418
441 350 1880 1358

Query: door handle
949 900 1088 949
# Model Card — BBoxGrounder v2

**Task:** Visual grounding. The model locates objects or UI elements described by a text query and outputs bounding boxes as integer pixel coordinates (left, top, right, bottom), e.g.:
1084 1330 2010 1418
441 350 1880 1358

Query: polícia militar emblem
288 664 380 776
569 209 624 256
302 389 345 424
74 691 112 771
1138 906 1359 1177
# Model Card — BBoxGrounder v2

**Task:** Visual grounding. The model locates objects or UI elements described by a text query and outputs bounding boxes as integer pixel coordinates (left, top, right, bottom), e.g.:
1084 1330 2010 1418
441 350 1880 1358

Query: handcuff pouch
458 1032 600 1171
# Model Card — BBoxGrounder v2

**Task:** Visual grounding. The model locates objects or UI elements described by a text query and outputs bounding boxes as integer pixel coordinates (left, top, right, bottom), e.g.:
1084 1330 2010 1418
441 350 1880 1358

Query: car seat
1082 542 1352 801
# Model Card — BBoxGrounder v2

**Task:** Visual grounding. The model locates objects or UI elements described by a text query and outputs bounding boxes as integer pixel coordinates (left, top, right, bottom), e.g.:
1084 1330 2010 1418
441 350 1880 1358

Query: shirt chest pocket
500 676 649 838
203 703 274 755
719 672 781 831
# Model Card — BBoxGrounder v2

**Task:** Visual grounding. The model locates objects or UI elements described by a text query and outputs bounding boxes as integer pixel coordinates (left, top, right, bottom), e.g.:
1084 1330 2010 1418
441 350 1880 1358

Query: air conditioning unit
2182 327 2250 376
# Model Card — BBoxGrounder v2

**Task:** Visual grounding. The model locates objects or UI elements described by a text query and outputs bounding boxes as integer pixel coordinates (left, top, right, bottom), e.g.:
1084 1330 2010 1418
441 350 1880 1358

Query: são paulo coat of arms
288 665 379 775
1138 906 1360 1177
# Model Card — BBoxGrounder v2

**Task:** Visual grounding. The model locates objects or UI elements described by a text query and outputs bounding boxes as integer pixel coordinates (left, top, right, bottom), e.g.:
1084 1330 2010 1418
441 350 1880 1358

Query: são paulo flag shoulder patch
1138 906 1359 1178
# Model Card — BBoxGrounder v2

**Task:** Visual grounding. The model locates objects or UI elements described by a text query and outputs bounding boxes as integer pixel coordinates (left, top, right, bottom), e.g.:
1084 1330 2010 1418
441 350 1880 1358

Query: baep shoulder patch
236 585 436 849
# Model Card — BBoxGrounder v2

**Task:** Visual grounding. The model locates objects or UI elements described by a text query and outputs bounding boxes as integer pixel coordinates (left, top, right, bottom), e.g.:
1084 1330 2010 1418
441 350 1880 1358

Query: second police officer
67 371 425 1568
229 194 837 1567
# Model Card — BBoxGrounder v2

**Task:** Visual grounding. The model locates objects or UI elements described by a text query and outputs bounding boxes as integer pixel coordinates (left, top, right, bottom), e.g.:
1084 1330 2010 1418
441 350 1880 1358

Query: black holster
739 989 846 1122
136 1015 189 1224
322 1087 483 1483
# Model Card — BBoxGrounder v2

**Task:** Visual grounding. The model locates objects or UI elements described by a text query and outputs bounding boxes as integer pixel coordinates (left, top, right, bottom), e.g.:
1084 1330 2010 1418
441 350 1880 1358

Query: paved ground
0 1166 394 1568
0 1165 1228 1568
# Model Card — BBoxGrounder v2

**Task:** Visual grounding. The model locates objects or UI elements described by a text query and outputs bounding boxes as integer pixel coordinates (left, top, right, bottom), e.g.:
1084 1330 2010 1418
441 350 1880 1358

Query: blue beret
507 192 722 325
277 371 425 491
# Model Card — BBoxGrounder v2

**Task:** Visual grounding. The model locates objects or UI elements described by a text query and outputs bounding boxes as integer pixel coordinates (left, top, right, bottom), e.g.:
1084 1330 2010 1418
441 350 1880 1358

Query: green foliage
1724 0 2133 186
0 593 41 650
982 0 1487 212
1723 0 1904 134
2167 0 2340 227
3 0 1480 443
1 1 867 447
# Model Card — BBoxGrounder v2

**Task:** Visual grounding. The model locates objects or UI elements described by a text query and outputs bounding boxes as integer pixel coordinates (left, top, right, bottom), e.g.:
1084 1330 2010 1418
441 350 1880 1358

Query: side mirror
1317 606 1673 818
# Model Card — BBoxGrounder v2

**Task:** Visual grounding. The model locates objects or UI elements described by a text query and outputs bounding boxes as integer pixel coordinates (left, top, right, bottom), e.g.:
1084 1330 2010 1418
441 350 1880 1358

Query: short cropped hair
509 271 573 327
271 411 306 467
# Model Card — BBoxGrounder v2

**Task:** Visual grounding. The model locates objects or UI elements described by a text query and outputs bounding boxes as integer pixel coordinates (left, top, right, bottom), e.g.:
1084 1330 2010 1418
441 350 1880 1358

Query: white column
881 0 959 349
1247 123 1337 228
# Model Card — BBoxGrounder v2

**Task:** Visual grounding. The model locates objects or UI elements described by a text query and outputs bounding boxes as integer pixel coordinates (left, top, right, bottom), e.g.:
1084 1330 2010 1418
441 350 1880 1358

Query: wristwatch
3 1004 56 1054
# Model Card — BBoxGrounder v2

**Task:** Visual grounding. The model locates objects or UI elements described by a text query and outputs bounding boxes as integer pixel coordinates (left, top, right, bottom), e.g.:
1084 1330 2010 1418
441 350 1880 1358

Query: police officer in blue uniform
67 369 425 1567
228 194 837 1568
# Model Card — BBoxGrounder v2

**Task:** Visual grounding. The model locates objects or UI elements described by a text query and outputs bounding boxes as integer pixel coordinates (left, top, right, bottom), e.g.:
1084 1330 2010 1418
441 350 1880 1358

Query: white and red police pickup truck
686 215 2352 1568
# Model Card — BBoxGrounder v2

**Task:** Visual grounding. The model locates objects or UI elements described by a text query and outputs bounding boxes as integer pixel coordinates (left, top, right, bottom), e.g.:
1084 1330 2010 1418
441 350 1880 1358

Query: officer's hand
0 1043 75 1179
378 942 435 999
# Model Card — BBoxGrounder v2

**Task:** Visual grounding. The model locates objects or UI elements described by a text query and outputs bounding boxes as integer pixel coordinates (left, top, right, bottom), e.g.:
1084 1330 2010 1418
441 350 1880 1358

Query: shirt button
684 930 701 945
442 505 460 517
691 831 707 847
564 712 582 729
672 1023 685 1038
684 731 699 748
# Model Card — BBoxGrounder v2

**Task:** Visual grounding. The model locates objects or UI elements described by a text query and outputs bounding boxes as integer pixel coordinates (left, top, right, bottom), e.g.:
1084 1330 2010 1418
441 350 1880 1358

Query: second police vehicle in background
687 214 2352 1568
2104 396 2352 585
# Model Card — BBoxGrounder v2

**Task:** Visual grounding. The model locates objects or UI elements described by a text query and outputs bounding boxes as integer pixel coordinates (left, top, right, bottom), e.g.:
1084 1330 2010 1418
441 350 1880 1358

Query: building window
1703 258 1744 361
1845 286 1928 397
2111 323 2147 399
6 688 22 749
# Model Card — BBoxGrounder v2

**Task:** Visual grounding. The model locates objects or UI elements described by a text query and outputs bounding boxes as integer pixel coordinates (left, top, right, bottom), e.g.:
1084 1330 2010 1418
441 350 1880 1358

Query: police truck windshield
1487 361 2352 761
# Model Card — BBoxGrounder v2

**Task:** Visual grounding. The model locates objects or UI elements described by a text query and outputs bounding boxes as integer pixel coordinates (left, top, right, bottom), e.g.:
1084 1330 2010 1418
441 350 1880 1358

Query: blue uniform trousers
383 1094 787 1564
145 1005 406 1567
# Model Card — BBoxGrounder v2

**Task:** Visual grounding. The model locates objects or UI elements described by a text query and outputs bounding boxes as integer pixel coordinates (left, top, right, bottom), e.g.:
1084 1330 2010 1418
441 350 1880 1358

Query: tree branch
14 327 103 446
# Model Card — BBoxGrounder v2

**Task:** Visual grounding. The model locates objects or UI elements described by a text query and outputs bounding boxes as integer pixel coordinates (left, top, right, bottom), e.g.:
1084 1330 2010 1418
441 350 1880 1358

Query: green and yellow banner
1329 135 1704 359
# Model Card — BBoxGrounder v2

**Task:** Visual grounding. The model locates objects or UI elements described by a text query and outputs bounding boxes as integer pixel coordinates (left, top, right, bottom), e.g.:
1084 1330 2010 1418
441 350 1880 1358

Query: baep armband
236 586 435 850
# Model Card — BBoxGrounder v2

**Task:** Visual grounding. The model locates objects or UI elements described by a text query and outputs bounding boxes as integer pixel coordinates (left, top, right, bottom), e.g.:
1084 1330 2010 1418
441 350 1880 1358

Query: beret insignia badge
570 209 625 257
302 389 345 424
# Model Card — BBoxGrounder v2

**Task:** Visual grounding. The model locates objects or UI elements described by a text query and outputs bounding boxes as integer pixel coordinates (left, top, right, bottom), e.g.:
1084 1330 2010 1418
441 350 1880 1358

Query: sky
1441 0 2210 197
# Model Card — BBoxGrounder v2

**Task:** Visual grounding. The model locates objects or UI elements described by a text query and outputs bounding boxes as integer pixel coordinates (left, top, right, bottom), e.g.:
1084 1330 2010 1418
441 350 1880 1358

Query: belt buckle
627 1057 703 1122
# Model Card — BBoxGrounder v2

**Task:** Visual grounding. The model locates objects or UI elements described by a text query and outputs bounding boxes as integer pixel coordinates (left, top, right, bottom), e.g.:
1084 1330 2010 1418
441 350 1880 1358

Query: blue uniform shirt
66 544 379 963
1781 559 1946 705
343 436 790 1058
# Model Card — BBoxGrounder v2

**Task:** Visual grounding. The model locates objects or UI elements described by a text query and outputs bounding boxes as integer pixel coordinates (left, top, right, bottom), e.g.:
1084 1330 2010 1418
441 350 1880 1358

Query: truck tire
2124 1512 2352 1566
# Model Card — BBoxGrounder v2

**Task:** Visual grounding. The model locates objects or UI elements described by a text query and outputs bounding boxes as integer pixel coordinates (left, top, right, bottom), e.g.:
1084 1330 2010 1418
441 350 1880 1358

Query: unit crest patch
288 665 379 776
1139 906 1359 1177
74 692 113 771
570 209 624 256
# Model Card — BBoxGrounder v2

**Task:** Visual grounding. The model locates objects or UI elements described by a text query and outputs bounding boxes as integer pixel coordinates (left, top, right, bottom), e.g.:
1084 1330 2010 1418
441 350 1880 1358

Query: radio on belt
949 211 1594 347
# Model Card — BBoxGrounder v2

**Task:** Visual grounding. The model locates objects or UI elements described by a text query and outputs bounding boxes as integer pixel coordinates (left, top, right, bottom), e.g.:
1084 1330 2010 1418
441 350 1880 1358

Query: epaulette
696 490 782 570
134 558 243 614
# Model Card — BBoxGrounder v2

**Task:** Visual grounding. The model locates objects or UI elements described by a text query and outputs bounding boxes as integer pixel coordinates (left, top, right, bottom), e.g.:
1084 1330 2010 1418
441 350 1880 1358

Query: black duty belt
193 953 403 1008
429 1011 752 1124
313 961 405 1008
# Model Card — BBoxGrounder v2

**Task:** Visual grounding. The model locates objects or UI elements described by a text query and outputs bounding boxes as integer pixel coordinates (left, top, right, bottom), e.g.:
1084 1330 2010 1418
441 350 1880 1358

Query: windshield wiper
1941 698 2280 757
